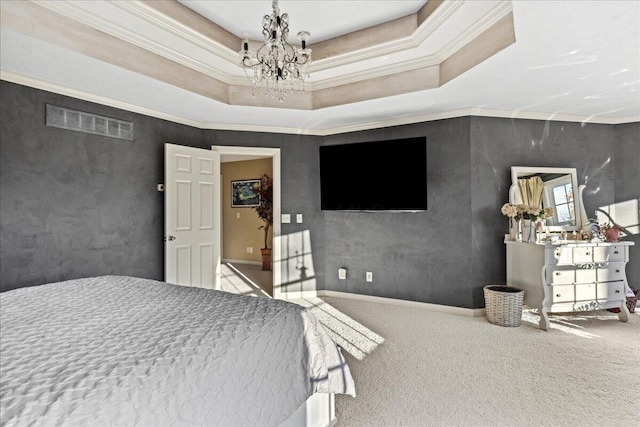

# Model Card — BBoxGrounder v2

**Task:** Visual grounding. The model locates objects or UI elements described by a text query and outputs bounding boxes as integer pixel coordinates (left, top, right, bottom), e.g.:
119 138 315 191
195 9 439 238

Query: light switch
236 212 240 219
282 214 291 223
338 268 347 280
296 214 303 223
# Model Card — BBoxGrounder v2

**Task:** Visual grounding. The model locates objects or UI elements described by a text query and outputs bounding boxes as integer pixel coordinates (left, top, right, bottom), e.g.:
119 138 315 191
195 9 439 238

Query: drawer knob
585 252 590 256
614 251 619 254
556 293 562 297
615 290 620 293
615 269 620 273
555 272 561 276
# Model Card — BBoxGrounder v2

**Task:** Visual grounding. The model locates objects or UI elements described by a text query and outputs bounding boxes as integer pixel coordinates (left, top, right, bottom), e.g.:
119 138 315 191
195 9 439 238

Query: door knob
165 235 176 242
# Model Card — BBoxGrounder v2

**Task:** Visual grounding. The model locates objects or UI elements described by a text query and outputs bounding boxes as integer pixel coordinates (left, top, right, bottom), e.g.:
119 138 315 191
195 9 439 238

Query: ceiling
0 0 638 136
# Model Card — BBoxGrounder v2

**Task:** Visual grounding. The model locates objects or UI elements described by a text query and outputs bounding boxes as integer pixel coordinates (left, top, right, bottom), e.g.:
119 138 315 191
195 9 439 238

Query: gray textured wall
614 122 640 287
0 81 204 292
1 82 637 307
322 119 474 308
321 116 637 308
469 117 619 306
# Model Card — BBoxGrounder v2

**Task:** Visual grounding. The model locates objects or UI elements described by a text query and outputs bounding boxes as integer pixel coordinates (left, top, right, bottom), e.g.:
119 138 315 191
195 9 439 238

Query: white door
165 143 220 288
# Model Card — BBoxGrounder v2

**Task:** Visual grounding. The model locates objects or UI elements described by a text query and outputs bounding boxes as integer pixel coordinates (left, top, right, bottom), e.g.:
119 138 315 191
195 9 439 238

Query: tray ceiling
0 0 638 135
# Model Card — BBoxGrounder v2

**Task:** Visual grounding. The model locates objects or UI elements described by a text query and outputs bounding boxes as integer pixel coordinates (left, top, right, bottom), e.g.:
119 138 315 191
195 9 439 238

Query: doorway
213 146 281 299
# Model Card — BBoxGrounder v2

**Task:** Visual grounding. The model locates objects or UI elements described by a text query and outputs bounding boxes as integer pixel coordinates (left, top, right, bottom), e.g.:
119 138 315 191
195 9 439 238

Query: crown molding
309 0 466 73
307 55 441 91
110 0 239 64
467 108 640 125
35 0 503 87
0 70 206 129
437 0 513 60
309 1 513 91
31 0 236 85
3 72 637 139
14 0 515 104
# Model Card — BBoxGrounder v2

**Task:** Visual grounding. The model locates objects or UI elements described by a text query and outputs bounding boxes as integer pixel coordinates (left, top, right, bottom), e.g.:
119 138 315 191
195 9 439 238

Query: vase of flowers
501 203 520 240
501 203 553 243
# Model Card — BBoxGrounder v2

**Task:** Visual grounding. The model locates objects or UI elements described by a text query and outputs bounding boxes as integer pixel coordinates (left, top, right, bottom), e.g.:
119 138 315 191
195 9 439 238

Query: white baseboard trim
282 290 319 300
317 290 486 317
222 259 261 266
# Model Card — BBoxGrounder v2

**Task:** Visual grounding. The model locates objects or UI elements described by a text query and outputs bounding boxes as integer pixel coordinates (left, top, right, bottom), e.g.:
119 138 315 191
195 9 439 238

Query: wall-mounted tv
319 137 427 211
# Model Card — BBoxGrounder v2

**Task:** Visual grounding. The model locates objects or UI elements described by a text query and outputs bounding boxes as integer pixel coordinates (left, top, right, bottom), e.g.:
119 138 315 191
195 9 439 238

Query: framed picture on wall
231 179 261 207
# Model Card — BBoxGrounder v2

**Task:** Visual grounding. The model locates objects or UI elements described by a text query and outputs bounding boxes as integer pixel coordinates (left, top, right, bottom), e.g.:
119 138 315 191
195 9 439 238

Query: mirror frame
509 166 583 232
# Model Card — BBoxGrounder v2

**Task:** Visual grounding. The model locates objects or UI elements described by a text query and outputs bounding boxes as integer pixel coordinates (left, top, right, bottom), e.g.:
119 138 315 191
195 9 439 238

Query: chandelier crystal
239 0 311 102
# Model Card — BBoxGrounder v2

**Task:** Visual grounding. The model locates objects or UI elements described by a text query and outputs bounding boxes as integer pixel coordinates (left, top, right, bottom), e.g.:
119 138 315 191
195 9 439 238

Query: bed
0 276 355 426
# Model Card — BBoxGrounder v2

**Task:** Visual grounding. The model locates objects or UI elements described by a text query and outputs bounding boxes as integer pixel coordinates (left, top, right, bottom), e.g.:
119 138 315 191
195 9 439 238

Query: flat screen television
319 137 427 211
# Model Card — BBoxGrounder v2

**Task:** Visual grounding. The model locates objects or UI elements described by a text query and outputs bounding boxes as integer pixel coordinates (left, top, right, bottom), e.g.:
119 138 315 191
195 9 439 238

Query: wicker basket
483 285 525 327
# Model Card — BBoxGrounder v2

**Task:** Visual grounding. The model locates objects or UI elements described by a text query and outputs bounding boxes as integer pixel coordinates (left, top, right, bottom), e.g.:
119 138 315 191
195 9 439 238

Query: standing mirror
509 166 583 232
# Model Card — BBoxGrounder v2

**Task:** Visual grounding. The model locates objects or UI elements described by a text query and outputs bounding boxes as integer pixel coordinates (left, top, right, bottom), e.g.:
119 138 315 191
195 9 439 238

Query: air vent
46 104 133 141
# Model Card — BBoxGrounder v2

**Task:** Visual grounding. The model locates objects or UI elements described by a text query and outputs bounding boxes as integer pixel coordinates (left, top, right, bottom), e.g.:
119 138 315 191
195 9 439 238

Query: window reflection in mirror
538 174 575 226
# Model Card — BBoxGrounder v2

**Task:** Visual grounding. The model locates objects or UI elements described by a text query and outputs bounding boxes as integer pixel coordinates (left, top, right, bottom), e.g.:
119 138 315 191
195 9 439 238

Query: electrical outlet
338 268 347 280
282 214 291 223
366 272 373 282
296 214 303 223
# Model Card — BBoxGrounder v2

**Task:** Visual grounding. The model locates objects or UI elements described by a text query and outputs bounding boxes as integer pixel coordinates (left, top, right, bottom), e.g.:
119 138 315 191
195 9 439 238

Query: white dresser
505 240 634 330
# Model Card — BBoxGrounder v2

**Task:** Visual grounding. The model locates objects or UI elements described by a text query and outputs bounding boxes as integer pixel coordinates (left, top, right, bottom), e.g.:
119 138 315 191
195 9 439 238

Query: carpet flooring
318 297 640 427
216 268 639 426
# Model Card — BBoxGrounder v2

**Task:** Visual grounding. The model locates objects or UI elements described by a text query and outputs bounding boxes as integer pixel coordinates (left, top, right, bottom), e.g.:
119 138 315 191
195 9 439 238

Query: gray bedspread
0 276 355 426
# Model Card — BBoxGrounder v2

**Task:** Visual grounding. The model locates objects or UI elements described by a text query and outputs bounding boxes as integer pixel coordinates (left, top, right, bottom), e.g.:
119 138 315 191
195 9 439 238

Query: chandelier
239 0 311 101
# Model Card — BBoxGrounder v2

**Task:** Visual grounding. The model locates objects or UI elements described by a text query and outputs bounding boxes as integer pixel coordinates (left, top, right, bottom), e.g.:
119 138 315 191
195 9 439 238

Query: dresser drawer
575 268 597 284
548 246 573 265
551 285 575 303
575 283 596 302
597 262 626 282
573 247 594 263
593 246 626 263
548 268 574 285
596 281 625 302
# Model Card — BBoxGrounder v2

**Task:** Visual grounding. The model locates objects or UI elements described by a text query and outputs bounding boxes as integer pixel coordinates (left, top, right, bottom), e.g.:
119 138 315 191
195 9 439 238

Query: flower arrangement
501 203 553 222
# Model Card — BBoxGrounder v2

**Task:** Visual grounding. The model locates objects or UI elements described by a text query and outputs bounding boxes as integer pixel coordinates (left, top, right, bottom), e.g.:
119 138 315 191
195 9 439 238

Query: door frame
212 146 282 299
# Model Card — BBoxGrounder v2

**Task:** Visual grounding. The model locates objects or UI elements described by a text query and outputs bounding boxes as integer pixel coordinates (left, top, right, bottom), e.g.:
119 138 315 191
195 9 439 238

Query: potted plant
254 174 273 270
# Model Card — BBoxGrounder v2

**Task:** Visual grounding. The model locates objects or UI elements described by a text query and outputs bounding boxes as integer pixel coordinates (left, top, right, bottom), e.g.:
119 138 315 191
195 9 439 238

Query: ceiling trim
4 72 637 139
437 0 513 61
111 0 240 64
3 0 516 111
28 0 508 85
31 0 236 85
0 70 205 129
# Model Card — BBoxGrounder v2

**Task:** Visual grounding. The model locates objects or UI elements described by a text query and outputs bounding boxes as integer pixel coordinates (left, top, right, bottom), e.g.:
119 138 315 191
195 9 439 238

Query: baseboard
282 290 318 299
222 259 261 266
317 290 486 317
